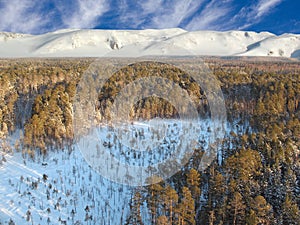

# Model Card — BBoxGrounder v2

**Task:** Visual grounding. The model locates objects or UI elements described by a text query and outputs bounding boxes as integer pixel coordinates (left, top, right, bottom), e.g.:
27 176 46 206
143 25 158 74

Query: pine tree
126 192 144 225
161 185 178 224
248 195 272 225
207 166 226 224
281 194 300 225
157 215 169 225
246 209 258 225
186 168 201 200
227 192 246 225
176 187 195 225
147 183 163 224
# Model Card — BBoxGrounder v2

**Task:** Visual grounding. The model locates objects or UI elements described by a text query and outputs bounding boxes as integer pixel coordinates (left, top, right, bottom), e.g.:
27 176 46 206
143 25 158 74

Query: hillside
0 58 299 224
0 29 299 58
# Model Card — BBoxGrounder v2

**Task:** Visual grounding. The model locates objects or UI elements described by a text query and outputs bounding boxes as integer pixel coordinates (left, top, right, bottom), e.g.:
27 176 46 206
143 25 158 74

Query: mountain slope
0 29 299 58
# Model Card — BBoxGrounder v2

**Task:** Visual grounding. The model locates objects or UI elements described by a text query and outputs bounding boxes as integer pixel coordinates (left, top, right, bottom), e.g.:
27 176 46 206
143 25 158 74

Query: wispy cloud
57 0 109 29
141 0 164 15
114 0 145 28
151 0 204 29
256 0 282 19
0 0 287 34
230 0 283 30
0 0 49 34
186 0 233 30
184 0 283 31
116 0 204 29
0 0 109 33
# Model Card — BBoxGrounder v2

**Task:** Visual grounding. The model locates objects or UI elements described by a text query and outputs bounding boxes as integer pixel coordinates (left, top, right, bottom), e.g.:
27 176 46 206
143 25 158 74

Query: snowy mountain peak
0 29 299 58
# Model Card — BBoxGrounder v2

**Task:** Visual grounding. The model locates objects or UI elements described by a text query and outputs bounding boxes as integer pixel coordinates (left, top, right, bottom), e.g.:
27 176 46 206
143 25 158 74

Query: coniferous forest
0 58 299 225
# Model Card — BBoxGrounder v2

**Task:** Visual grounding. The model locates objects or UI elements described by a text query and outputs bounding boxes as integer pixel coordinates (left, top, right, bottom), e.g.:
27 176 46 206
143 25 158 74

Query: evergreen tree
176 187 195 225
146 182 163 225
126 192 144 225
248 195 272 225
161 185 178 224
186 168 201 200
227 192 246 225
157 215 169 225
281 194 300 225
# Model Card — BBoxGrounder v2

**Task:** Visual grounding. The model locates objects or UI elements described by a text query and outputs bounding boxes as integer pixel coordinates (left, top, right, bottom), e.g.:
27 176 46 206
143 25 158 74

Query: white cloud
186 0 233 30
151 0 204 29
116 0 145 28
230 0 283 30
256 0 282 19
118 0 204 29
0 0 49 34
179 0 283 31
0 0 285 34
141 0 164 15
58 0 109 29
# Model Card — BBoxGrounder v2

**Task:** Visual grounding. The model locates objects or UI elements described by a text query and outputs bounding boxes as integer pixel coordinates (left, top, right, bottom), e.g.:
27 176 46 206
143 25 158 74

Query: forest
0 57 299 225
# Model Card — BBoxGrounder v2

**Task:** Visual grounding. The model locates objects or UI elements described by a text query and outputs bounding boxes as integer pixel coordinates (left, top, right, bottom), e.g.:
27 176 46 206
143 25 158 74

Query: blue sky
0 0 299 34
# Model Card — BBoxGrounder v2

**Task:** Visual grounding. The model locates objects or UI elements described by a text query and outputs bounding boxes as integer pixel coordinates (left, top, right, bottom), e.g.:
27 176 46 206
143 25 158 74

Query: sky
0 0 299 35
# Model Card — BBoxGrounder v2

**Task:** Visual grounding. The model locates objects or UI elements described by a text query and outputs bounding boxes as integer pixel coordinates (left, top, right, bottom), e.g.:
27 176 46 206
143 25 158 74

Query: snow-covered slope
0 149 134 225
0 29 299 58
0 119 214 224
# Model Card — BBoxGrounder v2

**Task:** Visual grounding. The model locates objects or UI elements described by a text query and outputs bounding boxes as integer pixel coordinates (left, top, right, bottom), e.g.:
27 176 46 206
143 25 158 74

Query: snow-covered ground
0 29 299 58
0 118 232 224
0 146 135 225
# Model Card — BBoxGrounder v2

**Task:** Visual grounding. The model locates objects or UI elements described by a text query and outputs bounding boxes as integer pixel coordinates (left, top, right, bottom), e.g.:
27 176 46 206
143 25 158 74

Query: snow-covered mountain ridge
0 29 299 58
